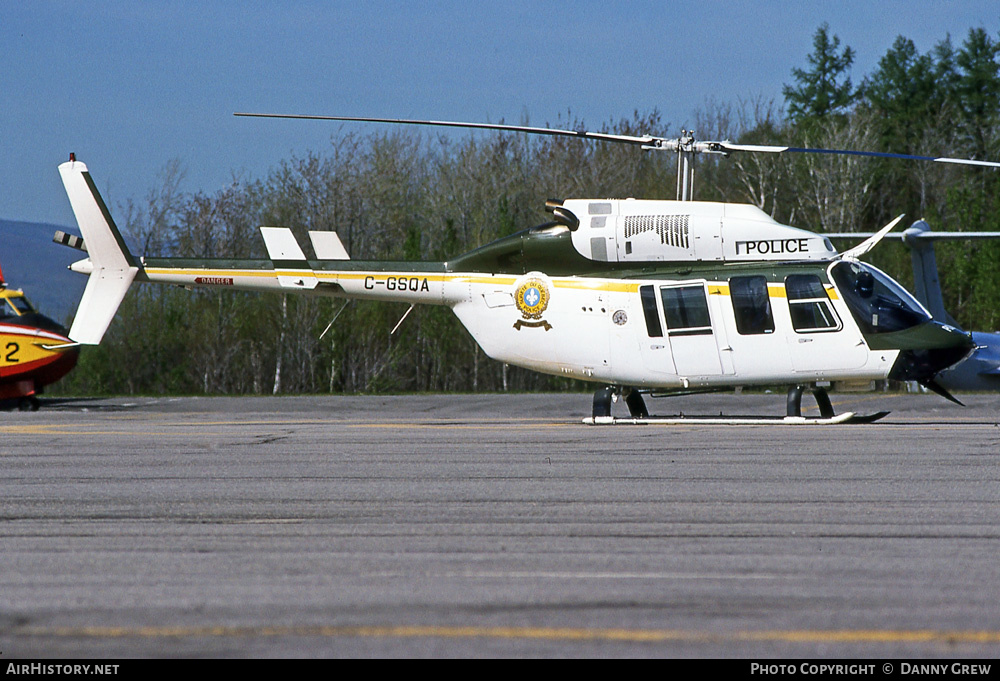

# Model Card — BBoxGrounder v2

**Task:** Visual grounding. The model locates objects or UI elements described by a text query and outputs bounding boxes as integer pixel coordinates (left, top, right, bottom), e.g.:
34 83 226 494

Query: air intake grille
623 215 690 248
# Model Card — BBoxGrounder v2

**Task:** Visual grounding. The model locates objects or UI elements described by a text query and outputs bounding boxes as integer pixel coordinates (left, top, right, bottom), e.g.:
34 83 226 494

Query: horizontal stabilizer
260 227 307 260
309 231 350 260
259 227 318 289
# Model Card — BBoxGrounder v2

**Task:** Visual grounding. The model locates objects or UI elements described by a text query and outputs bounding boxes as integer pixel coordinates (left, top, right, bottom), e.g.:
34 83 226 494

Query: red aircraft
0 261 79 410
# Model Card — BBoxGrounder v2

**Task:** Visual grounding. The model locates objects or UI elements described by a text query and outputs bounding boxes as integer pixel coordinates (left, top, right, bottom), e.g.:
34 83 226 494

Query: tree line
53 24 1000 396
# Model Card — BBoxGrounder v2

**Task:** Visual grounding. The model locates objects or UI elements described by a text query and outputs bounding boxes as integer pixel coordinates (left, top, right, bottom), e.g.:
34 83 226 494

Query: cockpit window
3 295 35 317
831 261 931 334
8 296 34 314
0 295 35 317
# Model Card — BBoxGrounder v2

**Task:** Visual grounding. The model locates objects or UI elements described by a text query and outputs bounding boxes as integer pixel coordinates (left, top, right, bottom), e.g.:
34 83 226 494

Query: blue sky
3 1 998 228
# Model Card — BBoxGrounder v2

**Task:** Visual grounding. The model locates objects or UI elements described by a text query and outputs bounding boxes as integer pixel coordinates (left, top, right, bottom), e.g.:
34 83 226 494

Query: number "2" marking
5 342 19 363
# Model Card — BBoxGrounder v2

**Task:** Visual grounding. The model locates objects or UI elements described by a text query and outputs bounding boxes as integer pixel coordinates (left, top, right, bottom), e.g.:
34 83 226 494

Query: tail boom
139 259 456 306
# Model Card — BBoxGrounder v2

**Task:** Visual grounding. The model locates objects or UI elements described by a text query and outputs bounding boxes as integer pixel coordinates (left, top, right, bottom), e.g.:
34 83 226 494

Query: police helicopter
53 114 999 424
0 260 79 410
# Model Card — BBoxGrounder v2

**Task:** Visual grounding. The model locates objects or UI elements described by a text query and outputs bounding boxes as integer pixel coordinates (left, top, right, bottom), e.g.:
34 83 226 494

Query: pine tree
783 24 859 124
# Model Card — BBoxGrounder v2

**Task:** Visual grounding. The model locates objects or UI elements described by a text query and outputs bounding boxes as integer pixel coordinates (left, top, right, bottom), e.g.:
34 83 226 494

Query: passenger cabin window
660 285 713 336
729 276 774 335
639 285 663 337
785 274 840 332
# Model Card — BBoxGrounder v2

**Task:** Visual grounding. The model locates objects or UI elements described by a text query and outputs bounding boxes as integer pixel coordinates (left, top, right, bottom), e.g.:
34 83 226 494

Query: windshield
9 295 35 314
3 295 36 317
830 261 931 334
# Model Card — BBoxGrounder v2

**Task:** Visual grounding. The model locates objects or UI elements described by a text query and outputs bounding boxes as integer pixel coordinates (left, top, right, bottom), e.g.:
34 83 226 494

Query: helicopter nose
888 322 977 402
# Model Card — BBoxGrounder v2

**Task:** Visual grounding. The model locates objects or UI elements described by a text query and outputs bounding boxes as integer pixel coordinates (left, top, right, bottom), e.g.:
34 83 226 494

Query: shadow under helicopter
0 396 128 412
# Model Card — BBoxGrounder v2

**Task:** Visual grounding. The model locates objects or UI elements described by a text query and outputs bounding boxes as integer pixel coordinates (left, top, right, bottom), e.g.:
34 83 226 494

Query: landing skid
584 411 890 426
586 385 890 425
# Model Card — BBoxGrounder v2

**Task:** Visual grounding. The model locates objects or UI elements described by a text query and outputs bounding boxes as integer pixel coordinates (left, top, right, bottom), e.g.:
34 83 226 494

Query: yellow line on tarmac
0 425 143 435
13 624 1000 645
347 422 574 430
0 419 578 436
740 629 1000 644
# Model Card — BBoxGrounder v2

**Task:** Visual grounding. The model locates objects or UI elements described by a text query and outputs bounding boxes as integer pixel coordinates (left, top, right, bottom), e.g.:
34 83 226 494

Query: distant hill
0 218 88 324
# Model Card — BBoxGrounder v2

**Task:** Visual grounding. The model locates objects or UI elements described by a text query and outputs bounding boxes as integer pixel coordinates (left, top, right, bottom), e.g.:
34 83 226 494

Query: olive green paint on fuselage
142 221 840 285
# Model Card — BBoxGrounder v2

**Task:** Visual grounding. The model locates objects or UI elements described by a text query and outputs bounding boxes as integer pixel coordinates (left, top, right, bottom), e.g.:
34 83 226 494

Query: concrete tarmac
2 391 1000 659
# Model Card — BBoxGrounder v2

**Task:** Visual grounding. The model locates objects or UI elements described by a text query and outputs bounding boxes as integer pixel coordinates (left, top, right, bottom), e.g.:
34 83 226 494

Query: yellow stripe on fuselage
144 266 840 299
708 283 839 300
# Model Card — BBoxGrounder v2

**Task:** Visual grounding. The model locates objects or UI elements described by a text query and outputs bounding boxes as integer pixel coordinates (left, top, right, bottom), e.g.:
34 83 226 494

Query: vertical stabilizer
902 220 953 325
58 158 139 344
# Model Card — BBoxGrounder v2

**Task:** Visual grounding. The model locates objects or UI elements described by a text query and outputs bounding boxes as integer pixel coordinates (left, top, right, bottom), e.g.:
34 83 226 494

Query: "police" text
735 239 811 255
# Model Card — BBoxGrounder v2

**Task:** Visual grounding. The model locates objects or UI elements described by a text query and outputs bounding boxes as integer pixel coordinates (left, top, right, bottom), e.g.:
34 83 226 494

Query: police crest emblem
513 276 552 330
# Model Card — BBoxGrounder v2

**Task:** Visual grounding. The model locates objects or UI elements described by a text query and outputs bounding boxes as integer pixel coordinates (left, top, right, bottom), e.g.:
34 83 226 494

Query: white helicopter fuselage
449 268 888 389
132 253 894 391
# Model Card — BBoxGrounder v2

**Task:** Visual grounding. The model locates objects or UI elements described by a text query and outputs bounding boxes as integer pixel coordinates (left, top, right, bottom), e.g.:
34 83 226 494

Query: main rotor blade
827 232 1000 241
234 112 661 147
236 113 1000 168
716 142 1000 169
